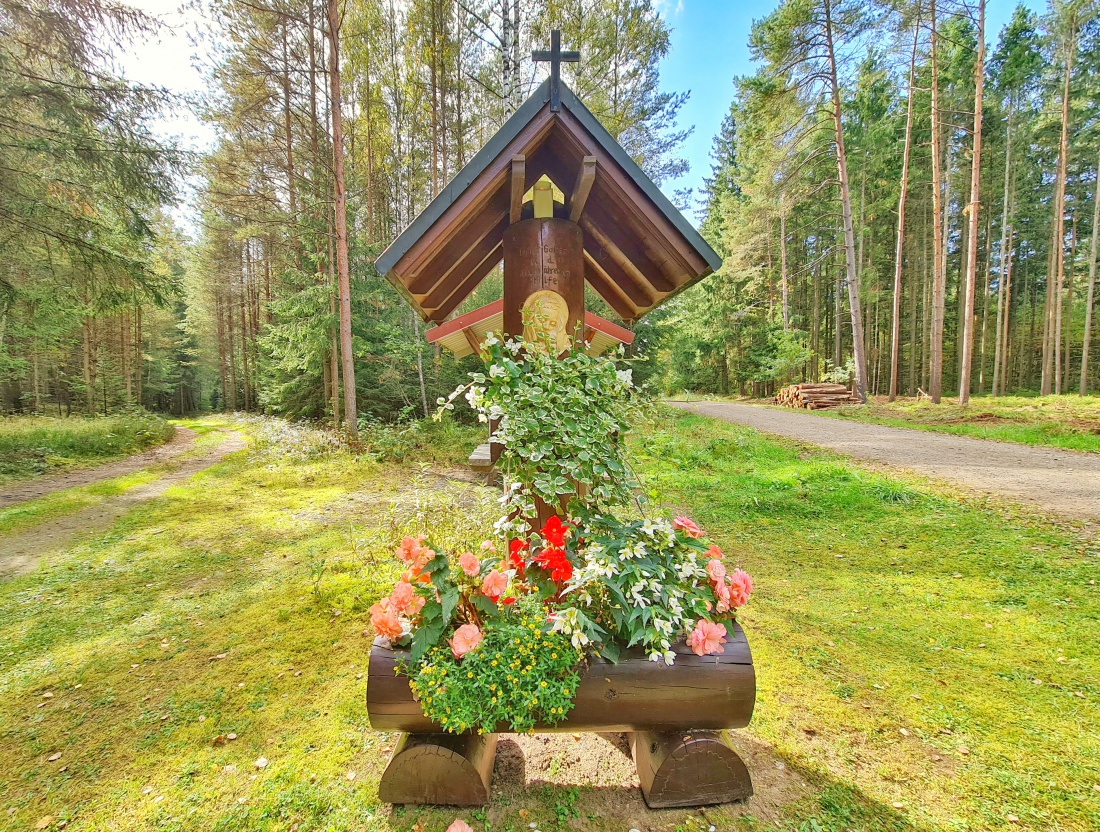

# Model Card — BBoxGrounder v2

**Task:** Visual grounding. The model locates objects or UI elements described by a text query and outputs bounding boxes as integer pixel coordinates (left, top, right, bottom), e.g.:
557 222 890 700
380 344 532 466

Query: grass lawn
0 410 1097 831
0 414 175 484
811 394 1100 453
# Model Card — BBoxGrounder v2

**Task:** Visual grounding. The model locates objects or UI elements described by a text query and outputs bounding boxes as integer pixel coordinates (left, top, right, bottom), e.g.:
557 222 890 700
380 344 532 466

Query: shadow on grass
385 731 933 832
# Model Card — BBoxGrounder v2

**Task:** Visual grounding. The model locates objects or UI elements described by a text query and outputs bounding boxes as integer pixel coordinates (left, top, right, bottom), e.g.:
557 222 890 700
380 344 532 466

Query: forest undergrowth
0 410 1095 831
0 414 175 485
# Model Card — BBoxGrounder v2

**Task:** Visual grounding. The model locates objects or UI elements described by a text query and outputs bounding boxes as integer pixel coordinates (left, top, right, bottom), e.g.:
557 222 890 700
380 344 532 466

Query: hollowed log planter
367 623 756 809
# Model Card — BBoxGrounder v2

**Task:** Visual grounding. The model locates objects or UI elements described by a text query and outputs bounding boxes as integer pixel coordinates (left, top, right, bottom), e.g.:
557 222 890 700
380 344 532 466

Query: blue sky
658 0 1048 217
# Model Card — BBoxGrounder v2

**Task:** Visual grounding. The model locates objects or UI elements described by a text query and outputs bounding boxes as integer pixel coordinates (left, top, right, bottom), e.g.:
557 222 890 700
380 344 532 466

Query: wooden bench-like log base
377 731 498 806
631 730 753 809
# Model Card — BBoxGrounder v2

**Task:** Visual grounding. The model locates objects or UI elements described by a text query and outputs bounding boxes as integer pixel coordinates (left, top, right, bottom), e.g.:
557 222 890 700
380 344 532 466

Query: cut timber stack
774 383 860 410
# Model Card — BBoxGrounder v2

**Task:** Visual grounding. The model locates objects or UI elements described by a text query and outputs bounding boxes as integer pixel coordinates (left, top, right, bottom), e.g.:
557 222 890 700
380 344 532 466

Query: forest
1 0 1099 420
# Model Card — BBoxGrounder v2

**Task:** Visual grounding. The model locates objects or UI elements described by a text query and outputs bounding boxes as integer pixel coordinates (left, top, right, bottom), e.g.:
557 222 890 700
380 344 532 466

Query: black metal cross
532 30 579 112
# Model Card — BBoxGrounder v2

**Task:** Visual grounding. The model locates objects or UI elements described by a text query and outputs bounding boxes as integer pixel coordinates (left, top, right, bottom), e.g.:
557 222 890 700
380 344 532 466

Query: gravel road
669 401 1100 522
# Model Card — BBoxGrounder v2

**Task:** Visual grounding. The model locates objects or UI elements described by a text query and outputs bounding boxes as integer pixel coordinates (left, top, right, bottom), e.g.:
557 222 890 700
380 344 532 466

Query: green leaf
409 618 445 662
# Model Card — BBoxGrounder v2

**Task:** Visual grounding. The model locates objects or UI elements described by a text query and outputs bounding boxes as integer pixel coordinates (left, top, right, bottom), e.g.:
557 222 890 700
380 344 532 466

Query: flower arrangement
371 332 754 733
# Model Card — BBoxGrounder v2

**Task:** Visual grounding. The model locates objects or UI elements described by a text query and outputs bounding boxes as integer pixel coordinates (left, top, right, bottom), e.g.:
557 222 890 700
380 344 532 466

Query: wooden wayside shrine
371 31 751 811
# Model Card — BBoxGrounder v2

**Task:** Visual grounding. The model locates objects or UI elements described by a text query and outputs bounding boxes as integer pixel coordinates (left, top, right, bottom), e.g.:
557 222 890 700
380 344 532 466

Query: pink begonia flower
728 569 754 608
481 569 508 601
479 540 497 553
705 558 726 584
714 580 731 613
369 601 403 641
398 535 426 564
688 620 728 657
672 516 703 539
448 624 483 659
459 552 481 577
389 580 415 612
447 820 474 832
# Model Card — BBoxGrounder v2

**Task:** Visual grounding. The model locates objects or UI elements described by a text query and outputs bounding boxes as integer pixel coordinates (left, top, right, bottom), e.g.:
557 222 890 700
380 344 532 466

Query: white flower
616 368 633 387
489 363 506 378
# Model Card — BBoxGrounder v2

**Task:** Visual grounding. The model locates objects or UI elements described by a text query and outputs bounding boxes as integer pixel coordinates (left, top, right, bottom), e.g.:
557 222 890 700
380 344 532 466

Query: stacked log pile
774 383 861 410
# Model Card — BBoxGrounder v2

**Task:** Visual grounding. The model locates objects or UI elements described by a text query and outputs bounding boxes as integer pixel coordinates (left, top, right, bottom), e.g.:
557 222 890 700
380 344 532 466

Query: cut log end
631 730 753 809
377 732 498 806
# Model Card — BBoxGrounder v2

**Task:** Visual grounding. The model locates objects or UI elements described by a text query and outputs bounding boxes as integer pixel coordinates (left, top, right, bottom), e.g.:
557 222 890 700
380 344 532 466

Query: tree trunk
957 0 985 405
929 0 946 403
780 210 789 330
328 0 358 440
991 106 1013 397
1044 18 1076 395
1064 215 1077 386
889 18 919 401
824 0 868 401
1081 146 1100 395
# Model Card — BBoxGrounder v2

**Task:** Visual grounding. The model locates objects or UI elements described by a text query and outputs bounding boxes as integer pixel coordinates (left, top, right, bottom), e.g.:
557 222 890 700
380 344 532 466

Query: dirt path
0 430 246 579
0 426 200 510
670 401 1100 522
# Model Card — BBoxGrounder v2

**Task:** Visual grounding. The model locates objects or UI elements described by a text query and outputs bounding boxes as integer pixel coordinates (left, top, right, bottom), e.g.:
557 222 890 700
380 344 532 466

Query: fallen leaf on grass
47 753 62 762
899 729 910 737
892 802 904 809
958 746 970 756
227 733 238 741
254 757 268 769
142 786 153 795
35 816 53 829
346 771 356 781
212 735 226 747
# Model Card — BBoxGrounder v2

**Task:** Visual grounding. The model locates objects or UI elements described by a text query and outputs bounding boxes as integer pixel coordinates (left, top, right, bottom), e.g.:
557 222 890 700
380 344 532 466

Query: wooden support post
568 156 597 222
510 155 526 224
631 730 753 809
377 732 498 806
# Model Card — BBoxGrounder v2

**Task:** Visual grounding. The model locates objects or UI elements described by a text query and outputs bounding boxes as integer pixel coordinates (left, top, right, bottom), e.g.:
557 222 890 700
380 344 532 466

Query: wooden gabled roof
374 78 721 325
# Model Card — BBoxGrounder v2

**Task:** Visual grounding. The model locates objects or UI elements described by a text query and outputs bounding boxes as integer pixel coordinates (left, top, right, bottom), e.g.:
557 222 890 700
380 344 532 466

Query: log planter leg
630 730 753 809
378 732 498 806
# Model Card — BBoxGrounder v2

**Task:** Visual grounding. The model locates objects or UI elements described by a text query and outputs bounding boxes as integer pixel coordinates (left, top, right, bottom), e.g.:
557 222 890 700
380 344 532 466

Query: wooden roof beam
407 204 508 295
462 328 483 355
568 156 596 222
582 218 672 299
421 225 505 313
430 247 505 322
581 231 655 308
583 256 640 322
509 155 526 223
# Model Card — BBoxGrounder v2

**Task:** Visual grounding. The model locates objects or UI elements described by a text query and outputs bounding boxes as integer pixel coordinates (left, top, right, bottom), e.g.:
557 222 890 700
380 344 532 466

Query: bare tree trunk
134 305 142 409
780 210 789 330
999 234 1014 396
227 288 238 411
824 0 869 401
328 0 358 440
1064 216 1077 385
216 294 228 411
1081 147 1100 395
281 20 300 267
929 0 946 402
957 0 985 405
1044 17 1076 395
991 107 1013 397
889 18 919 401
